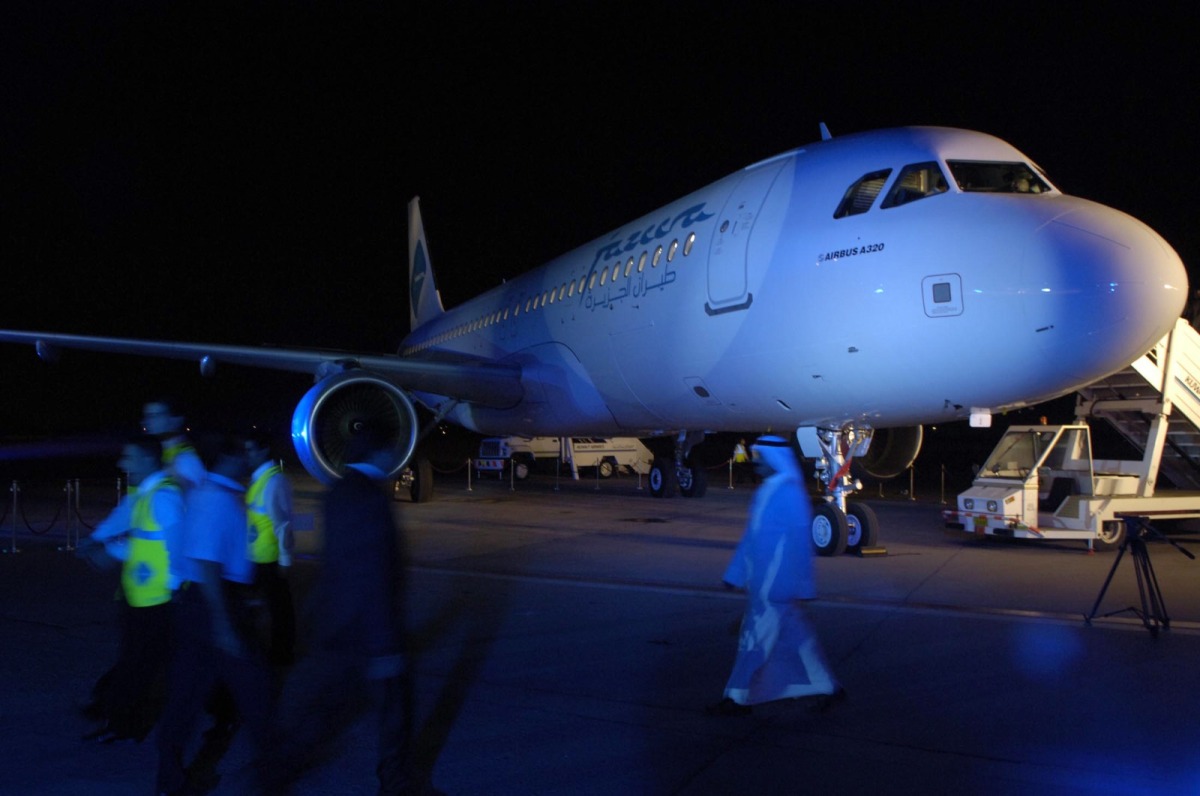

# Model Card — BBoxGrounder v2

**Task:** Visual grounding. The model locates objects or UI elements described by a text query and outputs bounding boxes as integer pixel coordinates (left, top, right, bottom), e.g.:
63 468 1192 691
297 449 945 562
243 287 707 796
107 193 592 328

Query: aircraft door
706 159 788 315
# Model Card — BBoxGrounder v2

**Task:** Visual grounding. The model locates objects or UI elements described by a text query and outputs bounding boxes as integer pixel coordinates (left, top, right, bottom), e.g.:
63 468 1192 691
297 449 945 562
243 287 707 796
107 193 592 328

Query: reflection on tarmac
3 471 1200 794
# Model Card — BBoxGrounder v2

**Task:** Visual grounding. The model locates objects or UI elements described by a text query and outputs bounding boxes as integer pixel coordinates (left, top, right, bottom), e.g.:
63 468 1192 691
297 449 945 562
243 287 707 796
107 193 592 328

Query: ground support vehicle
475 436 652 481
945 319 1200 550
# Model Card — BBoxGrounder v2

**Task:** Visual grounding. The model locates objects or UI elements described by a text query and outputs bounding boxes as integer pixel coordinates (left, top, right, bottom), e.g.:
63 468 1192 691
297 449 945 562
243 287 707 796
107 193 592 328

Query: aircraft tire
409 457 435 503
649 458 676 498
812 504 849 556
680 466 708 498
845 503 879 552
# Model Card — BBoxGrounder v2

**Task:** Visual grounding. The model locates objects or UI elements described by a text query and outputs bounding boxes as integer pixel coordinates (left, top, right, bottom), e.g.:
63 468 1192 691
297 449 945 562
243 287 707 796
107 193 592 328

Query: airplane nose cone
1023 201 1187 382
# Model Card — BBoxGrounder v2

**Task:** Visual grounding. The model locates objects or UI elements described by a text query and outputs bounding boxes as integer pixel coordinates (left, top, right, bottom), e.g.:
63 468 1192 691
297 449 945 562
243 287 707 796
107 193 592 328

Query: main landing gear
649 431 708 499
802 426 880 556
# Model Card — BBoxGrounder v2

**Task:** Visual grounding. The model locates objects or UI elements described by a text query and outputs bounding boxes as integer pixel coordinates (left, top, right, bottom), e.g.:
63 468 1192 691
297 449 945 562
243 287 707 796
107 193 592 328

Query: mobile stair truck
945 318 1200 550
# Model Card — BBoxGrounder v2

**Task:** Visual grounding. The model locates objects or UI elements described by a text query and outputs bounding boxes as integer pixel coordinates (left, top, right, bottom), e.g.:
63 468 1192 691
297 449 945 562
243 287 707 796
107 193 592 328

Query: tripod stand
1086 514 1195 637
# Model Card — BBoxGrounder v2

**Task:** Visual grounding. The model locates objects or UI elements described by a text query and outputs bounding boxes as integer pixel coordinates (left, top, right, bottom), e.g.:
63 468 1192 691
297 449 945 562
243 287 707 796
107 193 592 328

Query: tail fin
408 196 445 331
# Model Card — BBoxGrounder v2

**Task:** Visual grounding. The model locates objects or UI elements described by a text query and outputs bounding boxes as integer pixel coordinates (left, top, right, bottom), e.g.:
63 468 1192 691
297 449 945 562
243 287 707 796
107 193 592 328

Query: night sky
2 2 1195 456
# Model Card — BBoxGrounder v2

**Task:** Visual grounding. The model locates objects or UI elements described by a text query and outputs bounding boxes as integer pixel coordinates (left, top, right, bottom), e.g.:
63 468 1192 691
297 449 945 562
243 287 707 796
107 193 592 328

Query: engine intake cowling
291 371 419 484
854 425 923 480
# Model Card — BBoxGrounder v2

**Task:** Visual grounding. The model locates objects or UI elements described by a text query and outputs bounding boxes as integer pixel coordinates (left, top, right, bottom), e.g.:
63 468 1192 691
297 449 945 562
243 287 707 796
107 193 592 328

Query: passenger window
653 245 663 267
624 257 634 277
834 169 892 218
667 239 678 262
589 273 597 290
611 262 620 281
638 252 647 272
559 284 566 300
881 162 948 209
599 269 607 286
683 232 695 256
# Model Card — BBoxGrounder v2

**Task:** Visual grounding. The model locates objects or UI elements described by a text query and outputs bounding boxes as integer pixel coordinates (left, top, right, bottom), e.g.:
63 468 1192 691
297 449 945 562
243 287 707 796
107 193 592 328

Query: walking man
709 435 843 715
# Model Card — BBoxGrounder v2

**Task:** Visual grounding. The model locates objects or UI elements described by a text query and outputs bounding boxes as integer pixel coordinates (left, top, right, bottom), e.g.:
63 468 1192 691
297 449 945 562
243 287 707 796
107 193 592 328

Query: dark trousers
155 585 272 794
254 561 296 667
261 647 413 795
94 599 171 735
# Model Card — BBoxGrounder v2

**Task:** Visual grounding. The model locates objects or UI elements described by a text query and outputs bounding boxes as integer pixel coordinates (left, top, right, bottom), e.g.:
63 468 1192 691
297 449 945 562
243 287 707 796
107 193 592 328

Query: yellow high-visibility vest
246 464 282 564
121 478 180 608
163 440 195 465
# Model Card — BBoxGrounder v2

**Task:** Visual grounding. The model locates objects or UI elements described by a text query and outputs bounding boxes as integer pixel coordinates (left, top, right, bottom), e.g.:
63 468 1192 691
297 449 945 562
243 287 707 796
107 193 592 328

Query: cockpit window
881 162 948 209
947 161 1051 194
834 169 892 218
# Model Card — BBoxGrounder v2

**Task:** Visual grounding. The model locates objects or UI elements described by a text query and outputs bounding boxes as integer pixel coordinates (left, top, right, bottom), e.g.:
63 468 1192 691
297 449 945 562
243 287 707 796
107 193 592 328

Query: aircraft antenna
819 122 833 141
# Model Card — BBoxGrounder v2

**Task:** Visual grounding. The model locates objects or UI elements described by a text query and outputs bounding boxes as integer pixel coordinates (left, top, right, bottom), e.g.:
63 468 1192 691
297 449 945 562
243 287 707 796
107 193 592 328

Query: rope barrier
2 478 118 540
22 504 63 535
430 460 469 475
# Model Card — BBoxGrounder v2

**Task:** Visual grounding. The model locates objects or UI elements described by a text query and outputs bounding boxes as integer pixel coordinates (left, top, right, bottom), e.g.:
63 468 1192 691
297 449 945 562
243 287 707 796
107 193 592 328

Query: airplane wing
0 329 524 408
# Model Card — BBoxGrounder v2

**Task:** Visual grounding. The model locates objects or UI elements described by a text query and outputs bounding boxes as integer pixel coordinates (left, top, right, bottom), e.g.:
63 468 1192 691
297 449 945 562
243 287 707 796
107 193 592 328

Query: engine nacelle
855 425 923 479
291 371 419 484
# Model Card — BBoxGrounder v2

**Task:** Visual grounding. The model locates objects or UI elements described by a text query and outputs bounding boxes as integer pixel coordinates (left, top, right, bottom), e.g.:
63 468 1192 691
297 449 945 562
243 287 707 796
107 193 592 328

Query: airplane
0 125 1187 555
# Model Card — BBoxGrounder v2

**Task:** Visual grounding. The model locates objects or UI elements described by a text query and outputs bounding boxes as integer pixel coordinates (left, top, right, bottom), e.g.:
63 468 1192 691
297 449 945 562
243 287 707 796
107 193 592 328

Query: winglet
819 122 833 141
408 196 446 331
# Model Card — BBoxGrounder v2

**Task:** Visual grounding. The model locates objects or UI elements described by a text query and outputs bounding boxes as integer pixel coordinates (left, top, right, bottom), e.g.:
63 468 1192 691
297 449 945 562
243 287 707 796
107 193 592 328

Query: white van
476 436 652 480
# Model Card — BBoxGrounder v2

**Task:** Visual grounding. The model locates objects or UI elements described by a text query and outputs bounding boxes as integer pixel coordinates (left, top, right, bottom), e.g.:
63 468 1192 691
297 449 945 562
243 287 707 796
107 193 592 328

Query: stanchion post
940 464 947 505
509 459 515 492
4 480 20 554
466 458 473 492
59 480 75 552
909 465 916 501
75 478 83 545
594 461 601 491
728 459 734 489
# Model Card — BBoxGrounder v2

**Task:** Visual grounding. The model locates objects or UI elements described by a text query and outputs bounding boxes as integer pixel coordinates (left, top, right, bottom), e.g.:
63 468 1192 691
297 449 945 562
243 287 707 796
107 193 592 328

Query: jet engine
291 371 419 484
855 425 923 479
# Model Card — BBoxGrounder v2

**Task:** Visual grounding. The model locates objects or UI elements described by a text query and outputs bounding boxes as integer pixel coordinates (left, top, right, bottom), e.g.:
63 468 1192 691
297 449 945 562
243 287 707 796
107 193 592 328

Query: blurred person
155 435 272 796
245 431 296 669
142 397 205 491
708 435 843 716
261 430 439 795
78 435 184 743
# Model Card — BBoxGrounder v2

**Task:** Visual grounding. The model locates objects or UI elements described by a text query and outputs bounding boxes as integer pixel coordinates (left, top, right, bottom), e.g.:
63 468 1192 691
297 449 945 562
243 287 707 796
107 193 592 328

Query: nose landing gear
801 426 881 555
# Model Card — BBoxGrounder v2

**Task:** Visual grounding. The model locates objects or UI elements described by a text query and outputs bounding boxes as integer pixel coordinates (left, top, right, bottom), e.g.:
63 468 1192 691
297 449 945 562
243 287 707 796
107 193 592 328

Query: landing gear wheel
679 465 707 498
649 457 676 498
845 503 879 552
409 457 434 503
812 504 848 556
598 458 616 479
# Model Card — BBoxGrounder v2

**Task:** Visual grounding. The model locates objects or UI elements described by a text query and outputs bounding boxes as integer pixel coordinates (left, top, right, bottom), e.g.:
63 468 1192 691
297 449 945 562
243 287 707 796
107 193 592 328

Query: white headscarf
751 435 800 481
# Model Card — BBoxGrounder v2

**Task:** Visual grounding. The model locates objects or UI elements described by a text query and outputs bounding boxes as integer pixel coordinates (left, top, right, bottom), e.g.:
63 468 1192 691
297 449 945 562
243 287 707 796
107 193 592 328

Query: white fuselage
400 127 1187 438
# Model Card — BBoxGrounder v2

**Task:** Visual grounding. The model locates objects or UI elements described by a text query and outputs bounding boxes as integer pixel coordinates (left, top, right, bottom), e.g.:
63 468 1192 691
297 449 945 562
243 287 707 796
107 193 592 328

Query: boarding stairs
1075 318 1200 494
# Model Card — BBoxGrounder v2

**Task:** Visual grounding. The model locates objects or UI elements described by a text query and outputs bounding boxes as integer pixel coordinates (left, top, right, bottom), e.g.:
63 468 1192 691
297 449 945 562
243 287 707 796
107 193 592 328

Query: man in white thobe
711 435 842 714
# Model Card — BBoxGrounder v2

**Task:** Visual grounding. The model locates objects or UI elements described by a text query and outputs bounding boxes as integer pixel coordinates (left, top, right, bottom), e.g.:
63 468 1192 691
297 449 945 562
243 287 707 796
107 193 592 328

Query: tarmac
2 466 1200 795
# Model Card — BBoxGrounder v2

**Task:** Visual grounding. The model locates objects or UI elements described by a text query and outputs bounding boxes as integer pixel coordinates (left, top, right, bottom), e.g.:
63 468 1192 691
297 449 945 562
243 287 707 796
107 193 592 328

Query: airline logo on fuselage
590 203 714 270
